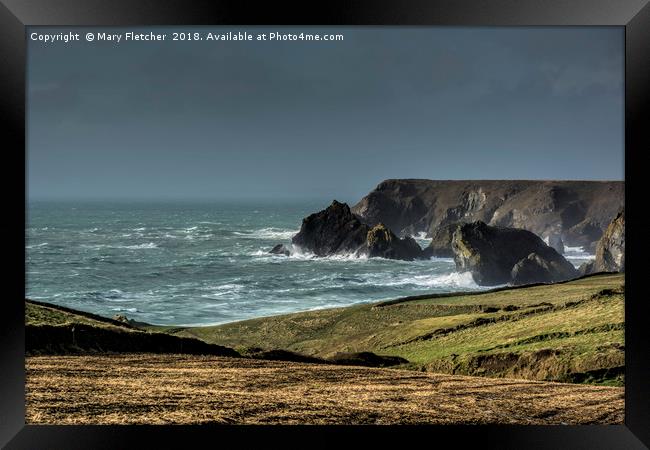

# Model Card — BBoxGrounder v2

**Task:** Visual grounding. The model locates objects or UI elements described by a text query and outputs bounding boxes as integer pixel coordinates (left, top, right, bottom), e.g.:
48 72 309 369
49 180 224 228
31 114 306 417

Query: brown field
26 354 624 425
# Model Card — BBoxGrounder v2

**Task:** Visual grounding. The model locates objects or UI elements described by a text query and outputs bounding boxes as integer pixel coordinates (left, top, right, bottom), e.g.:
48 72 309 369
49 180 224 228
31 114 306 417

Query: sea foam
233 227 298 240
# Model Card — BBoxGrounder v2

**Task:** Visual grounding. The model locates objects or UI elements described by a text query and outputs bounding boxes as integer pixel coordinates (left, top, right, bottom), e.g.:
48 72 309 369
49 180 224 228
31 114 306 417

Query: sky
27 26 624 202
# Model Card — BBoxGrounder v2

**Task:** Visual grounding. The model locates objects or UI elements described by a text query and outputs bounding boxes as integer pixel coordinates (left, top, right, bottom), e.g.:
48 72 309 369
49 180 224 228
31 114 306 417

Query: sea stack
451 221 578 286
291 200 426 261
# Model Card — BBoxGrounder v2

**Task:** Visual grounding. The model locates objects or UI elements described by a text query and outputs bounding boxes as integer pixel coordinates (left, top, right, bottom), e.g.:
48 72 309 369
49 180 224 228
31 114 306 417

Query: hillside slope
169 274 624 385
25 299 239 357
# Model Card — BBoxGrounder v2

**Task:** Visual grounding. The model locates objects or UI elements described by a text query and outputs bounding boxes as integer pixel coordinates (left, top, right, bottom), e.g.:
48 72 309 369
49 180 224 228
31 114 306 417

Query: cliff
351 179 624 251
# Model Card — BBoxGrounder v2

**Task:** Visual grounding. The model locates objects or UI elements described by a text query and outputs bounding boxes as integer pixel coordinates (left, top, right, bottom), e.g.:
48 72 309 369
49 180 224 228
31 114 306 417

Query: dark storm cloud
27 27 623 202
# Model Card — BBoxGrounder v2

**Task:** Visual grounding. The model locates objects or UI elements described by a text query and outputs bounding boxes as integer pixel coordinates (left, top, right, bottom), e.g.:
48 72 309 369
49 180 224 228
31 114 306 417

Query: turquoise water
27 200 588 327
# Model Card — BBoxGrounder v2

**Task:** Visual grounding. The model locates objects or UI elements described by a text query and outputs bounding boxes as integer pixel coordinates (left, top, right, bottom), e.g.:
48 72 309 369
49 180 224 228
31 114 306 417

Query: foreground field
163 274 625 385
26 354 624 425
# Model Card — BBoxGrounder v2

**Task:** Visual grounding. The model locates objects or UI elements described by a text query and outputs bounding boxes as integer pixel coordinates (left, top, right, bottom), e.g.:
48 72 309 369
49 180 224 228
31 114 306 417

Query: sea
26 200 596 327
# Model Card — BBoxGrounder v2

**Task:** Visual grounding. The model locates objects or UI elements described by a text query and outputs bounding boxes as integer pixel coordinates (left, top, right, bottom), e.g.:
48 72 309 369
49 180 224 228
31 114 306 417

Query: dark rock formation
269 244 291 256
365 223 424 261
511 252 580 286
422 223 458 258
451 221 578 286
328 351 409 367
246 349 326 364
26 323 240 357
578 261 595 276
587 210 625 273
352 179 624 250
292 200 426 260
292 200 370 257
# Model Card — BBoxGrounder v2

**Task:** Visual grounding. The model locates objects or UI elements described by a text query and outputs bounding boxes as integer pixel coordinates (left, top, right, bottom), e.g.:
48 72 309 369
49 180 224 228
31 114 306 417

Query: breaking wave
233 227 298 240
81 242 159 250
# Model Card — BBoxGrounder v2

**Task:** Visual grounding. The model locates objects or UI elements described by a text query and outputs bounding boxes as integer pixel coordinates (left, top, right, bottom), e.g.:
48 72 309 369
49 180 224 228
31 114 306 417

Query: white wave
563 244 583 253
377 271 479 289
566 254 595 260
133 227 147 231
200 283 245 298
563 244 595 261
234 227 298 240
119 242 159 249
26 242 48 249
288 245 369 261
413 231 429 240
429 257 455 263
111 307 139 313
411 231 432 249
81 242 159 250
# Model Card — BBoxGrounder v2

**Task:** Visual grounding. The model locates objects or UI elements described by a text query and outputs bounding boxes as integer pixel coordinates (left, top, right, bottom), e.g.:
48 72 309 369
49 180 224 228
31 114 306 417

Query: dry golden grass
26 354 624 425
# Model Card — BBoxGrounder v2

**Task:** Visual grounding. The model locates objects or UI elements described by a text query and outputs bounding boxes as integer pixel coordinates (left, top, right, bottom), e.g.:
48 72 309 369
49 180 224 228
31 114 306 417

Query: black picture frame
1 1 648 448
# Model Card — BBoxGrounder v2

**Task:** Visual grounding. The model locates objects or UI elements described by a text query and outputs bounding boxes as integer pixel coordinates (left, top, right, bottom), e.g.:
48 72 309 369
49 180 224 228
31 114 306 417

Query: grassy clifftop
25 299 239 357
164 274 624 385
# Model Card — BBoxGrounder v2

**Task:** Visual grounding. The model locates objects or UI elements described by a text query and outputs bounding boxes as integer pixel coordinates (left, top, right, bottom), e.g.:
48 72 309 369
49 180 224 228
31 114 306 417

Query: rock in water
269 244 291 256
593 210 625 273
422 223 459 258
291 200 426 260
451 221 578 286
365 223 424 261
511 252 580 286
291 200 369 256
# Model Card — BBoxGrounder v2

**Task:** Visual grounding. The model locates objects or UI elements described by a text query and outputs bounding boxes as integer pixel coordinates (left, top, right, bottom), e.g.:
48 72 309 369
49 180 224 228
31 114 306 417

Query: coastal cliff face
351 180 624 251
580 210 625 275
593 210 625 272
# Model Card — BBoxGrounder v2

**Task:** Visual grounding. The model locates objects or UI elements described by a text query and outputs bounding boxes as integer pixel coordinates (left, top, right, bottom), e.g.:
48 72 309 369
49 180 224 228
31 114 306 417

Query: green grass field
26 300 134 329
26 273 625 385
160 274 624 385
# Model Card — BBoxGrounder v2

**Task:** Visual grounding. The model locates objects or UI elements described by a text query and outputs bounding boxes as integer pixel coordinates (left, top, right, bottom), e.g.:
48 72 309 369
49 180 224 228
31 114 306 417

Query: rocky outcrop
352 179 624 252
328 351 409 367
511 252 580 286
292 200 370 257
581 210 625 274
269 244 291 256
364 223 424 261
291 200 425 260
422 223 458 258
451 221 578 286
